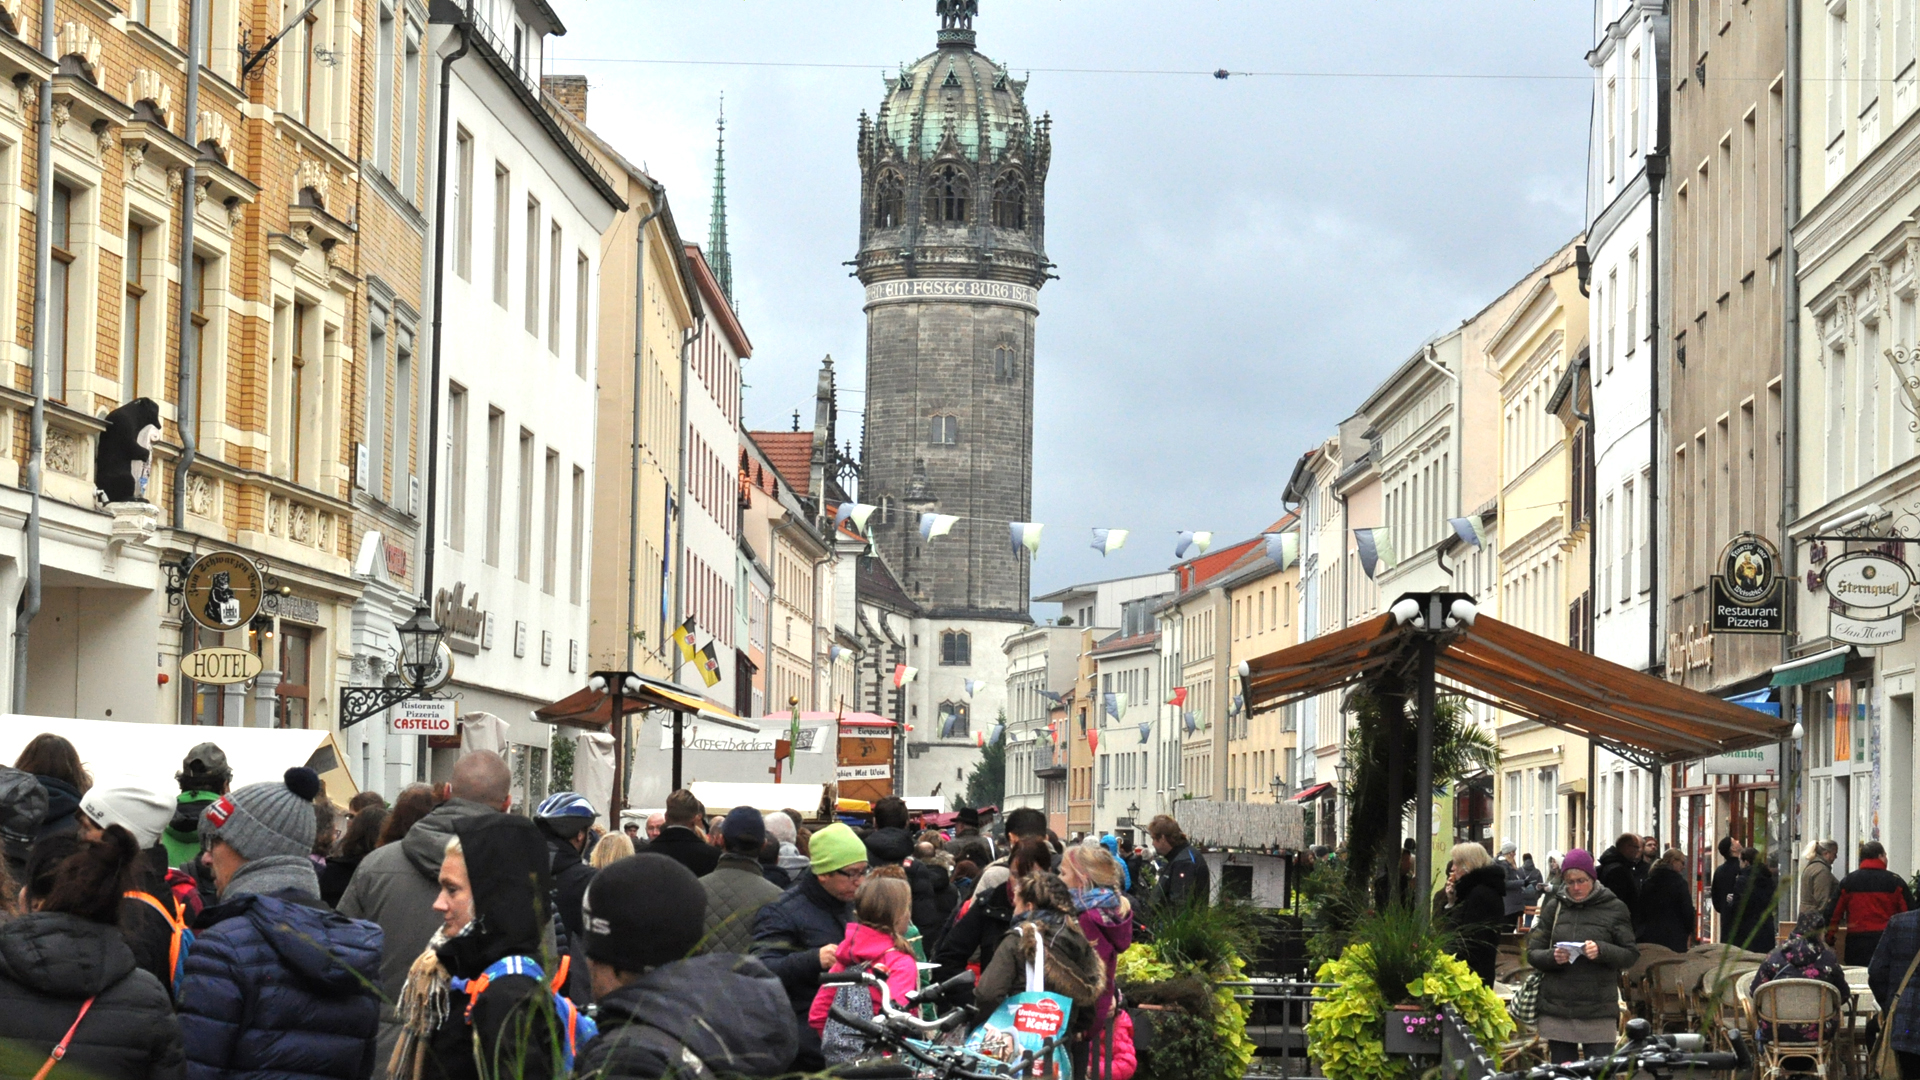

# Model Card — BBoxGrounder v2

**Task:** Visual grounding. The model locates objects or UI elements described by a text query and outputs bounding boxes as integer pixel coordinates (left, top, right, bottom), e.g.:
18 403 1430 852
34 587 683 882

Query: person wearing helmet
535 792 599 943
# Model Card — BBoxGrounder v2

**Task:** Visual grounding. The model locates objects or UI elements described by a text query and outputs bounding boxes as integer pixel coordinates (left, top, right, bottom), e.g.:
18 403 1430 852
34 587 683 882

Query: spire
708 94 733 304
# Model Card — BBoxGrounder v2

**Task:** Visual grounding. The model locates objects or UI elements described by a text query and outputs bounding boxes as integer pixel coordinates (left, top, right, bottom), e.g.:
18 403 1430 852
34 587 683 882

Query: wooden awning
1244 610 1790 765
533 676 760 733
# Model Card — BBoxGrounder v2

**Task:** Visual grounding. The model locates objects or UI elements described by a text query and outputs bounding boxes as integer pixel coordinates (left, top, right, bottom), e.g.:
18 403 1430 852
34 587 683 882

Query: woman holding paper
1524 848 1637 1064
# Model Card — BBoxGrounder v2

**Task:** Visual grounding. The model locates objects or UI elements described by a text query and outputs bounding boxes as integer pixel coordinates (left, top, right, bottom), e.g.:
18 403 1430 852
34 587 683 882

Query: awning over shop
1244 610 1792 765
1769 646 1852 688
1292 781 1335 803
533 676 760 732
1725 688 1781 717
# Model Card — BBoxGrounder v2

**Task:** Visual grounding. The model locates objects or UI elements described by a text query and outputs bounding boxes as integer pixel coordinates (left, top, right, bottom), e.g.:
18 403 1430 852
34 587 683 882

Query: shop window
276 625 312 728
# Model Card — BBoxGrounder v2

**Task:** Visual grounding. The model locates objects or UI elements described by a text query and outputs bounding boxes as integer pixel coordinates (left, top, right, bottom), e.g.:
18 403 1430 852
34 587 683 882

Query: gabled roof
857 556 921 615
749 431 814 494
684 243 751 358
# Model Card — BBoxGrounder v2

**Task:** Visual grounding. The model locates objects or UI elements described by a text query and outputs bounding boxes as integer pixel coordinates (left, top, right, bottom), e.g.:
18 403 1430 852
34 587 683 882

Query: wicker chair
1750 977 1844 1080
1644 958 1695 1032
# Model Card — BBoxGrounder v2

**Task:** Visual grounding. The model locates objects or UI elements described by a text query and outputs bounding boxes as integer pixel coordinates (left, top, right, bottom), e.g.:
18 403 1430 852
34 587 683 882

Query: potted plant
1115 897 1267 1080
1304 905 1513 1080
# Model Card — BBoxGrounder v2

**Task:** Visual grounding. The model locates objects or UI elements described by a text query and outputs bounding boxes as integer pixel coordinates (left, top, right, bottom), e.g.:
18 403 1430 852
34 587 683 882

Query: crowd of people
0 736 1206 1080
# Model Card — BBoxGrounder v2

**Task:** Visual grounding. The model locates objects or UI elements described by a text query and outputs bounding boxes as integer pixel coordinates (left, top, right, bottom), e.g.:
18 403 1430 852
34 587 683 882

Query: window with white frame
454 129 473 279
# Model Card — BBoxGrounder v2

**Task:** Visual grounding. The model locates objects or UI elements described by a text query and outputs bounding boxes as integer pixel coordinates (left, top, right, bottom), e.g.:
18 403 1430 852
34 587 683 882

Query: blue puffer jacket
750 874 849 1068
179 890 384 1080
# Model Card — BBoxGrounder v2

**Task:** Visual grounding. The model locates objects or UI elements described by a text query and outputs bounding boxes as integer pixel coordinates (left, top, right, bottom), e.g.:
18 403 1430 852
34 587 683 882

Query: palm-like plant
1341 692 1498 898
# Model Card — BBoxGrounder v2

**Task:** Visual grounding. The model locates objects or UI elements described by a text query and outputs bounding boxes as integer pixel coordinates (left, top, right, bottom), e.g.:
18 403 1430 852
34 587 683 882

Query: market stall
0 714 356 796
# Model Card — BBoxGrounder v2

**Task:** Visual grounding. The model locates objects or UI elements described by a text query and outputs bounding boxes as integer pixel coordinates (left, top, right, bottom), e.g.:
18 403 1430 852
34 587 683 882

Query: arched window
991 172 1026 229
929 415 958 445
925 164 969 224
993 344 1016 382
941 630 971 665
939 700 970 738
872 170 905 229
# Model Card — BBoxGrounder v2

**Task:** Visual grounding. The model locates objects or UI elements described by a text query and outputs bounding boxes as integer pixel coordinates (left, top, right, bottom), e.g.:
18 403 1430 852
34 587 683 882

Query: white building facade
422 0 622 803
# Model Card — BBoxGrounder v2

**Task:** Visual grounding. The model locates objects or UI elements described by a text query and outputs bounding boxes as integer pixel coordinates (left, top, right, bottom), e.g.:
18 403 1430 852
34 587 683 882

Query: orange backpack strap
124 891 186 979
31 996 94 1080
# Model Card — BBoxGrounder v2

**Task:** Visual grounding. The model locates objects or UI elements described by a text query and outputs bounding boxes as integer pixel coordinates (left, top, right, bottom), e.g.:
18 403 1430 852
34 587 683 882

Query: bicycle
823 965 1074 1080
1493 1018 1755 1079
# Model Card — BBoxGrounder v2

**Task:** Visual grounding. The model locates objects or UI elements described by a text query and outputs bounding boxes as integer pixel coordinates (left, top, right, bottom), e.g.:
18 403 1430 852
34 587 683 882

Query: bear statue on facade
94 397 162 504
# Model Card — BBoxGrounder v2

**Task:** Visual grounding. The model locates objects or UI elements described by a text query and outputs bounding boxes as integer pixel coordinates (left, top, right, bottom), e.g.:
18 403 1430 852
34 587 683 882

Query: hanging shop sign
180 646 263 685
183 552 264 632
390 697 456 735
1702 744 1780 776
836 763 892 781
1710 534 1788 634
410 642 456 693
1822 550 1917 646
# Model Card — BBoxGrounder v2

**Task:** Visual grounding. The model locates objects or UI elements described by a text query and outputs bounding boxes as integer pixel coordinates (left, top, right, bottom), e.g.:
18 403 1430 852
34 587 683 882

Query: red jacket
1830 858 1914 935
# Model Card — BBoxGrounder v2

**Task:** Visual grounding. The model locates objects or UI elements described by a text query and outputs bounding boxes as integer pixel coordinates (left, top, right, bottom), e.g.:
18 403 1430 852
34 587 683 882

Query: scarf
222 854 321 901
1071 886 1122 914
389 929 454 1080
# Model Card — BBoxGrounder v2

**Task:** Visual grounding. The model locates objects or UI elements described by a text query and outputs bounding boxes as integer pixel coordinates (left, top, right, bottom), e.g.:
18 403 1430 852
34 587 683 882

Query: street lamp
397 604 445 689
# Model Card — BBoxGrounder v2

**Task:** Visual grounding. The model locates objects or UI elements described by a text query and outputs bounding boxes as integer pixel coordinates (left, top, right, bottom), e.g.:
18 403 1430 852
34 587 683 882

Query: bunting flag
1182 710 1199 735
833 502 879 531
1090 528 1129 556
1229 692 1245 718
1266 531 1300 570
1087 728 1100 755
696 642 723 687
940 711 961 738
989 722 1005 746
1108 692 1129 720
1038 689 1064 705
893 664 918 688
829 645 846 662
1138 721 1152 744
1449 516 1488 550
672 617 700 664
976 730 985 747
1175 530 1213 559
963 678 985 696
787 710 802 766
1167 686 1188 708
919 513 960 539
1010 522 1044 557
1355 527 1398 579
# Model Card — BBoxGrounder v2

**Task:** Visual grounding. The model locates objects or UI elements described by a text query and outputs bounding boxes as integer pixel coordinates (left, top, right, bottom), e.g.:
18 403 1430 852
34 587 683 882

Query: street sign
180 647 263 685
1712 534 1788 634
183 552 264 632
389 698 456 736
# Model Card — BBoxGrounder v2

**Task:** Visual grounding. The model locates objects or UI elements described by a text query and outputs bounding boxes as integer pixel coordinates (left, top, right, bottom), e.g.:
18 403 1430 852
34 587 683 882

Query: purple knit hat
1561 848 1597 878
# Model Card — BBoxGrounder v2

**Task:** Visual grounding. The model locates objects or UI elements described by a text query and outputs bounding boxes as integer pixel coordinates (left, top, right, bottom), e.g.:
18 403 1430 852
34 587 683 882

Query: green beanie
810 822 868 875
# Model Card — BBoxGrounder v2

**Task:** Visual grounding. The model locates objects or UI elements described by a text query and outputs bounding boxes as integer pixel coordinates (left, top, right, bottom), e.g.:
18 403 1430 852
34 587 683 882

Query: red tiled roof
749 431 813 494
1091 630 1159 656
1176 537 1261 592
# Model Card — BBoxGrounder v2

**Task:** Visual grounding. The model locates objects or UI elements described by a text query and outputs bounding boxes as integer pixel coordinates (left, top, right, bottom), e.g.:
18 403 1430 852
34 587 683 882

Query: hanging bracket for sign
339 642 455 730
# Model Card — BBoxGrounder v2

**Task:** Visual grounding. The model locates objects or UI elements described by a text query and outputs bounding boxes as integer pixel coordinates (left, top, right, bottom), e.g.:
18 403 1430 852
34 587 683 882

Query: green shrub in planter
1304 945 1513 1080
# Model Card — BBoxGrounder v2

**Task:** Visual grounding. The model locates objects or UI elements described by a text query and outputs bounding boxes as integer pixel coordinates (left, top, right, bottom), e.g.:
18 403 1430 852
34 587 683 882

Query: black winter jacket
1443 866 1510 984
749 873 850 1067
641 826 720 877
1525 885 1638 1021
1596 846 1640 915
1634 865 1696 952
574 953 797 1080
1710 856 1744 942
1152 842 1210 911
0 912 183 1080
178 889 384 1080
932 875 1015 988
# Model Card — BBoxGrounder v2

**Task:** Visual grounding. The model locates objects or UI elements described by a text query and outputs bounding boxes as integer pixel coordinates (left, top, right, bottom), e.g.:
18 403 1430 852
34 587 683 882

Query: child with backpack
811 867 920 1061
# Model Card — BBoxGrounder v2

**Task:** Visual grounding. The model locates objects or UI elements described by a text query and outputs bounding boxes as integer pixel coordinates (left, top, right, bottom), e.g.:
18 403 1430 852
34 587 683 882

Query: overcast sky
550 1 1592 611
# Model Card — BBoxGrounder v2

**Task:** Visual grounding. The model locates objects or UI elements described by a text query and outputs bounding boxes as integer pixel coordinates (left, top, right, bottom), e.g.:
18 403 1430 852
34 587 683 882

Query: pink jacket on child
808 922 919 1033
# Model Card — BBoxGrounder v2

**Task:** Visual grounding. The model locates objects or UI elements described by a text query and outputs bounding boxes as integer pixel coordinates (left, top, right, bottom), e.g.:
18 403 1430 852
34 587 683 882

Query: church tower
855 1 1051 621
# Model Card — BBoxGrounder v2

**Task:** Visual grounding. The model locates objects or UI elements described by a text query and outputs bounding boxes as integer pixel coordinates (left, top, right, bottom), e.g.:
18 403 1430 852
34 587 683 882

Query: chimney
543 75 588 122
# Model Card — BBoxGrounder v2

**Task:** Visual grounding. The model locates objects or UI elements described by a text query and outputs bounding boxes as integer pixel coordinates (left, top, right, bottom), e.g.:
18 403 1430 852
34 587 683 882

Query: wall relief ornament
55 22 100 82
293 159 329 207
44 429 81 477
123 141 145 174
185 473 216 517
289 503 311 543
197 111 232 162
126 70 170 122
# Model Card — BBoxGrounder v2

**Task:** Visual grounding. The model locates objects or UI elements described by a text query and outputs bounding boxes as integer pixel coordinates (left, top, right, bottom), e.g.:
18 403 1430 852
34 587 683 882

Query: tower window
941 630 971 665
991 171 1026 229
993 344 1017 382
925 164 969 224
929 415 958 445
873 170 905 229
938 700 970 738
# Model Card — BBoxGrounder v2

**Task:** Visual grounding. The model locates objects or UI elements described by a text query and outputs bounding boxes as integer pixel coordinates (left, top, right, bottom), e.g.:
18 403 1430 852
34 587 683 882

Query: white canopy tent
0 716 356 797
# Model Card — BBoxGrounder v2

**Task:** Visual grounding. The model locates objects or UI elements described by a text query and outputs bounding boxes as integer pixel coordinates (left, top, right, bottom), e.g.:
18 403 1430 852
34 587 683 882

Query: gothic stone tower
856 3 1051 621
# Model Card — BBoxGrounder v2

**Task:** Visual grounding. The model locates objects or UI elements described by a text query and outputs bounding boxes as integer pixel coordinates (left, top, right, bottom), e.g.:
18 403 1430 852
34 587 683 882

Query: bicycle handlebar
1490 1050 1743 1080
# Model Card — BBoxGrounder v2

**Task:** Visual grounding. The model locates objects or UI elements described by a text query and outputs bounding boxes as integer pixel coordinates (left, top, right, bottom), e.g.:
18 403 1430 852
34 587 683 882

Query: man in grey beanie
178 768 385 1079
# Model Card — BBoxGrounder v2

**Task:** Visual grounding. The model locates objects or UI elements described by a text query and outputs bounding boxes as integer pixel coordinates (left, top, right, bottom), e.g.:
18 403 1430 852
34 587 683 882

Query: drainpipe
171 0 203 532
1782 0 1804 897
627 199 665 670
420 3 471 604
14 0 56 712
